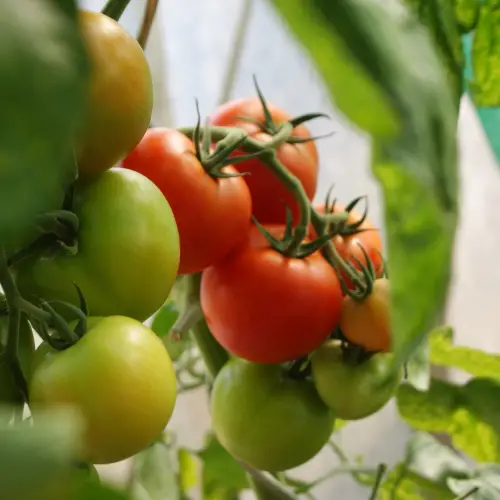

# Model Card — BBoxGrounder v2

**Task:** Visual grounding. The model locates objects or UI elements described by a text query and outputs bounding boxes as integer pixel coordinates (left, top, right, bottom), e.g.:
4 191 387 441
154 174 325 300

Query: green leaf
197 433 249 500
404 0 464 102
378 463 432 500
397 378 461 432
453 0 480 32
448 465 500 500
430 327 500 379
270 0 459 372
129 439 180 500
0 0 88 249
73 482 131 500
178 448 197 494
405 336 431 391
470 1 500 107
404 432 470 487
151 302 190 361
0 409 84 499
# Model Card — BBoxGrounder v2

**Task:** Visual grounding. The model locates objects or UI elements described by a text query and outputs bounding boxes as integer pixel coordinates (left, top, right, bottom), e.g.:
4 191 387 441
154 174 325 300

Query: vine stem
369 463 388 500
101 0 132 21
0 249 29 403
240 462 297 500
137 0 159 50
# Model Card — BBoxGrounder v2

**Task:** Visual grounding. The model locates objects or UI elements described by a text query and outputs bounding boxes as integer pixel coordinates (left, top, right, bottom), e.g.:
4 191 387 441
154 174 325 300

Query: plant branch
369 463 388 500
239 462 297 500
101 0 131 21
0 249 29 403
218 0 254 105
137 0 159 50
453 487 479 500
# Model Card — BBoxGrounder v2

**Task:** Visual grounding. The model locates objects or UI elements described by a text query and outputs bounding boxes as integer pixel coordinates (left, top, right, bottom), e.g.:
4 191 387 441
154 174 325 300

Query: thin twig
137 0 159 50
239 461 297 500
218 0 254 105
453 486 479 500
369 464 388 500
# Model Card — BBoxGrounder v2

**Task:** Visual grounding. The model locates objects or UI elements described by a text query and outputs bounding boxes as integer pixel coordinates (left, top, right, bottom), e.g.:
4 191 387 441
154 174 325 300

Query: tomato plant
29 316 177 465
340 278 391 353
311 340 401 420
76 10 153 178
122 128 252 275
200 225 343 363
211 358 334 472
209 97 319 225
14 168 180 322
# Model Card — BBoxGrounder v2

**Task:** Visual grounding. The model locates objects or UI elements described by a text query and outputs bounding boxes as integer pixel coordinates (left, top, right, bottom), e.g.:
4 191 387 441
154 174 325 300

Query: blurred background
80 0 500 498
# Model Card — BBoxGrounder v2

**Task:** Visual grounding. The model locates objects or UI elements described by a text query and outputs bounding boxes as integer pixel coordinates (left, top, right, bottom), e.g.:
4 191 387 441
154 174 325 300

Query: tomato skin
0 315 34 415
201 226 343 363
311 340 401 420
211 359 334 471
340 278 391 352
312 203 383 289
14 168 180 322
29 316 177 465
122 128 252 275
76 11 153 177
209 98 318 225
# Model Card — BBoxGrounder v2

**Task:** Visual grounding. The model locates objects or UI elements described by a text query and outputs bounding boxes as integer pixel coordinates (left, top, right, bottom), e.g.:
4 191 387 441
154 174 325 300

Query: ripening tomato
201 226 343 363
211 359 334 471
122 128 252 275
14 168 180 322
311 203 384 289
29 316 177 464
76 10 153 177
209 98 318 224
311 340 401 420
0 314 34 418
340 278 391 352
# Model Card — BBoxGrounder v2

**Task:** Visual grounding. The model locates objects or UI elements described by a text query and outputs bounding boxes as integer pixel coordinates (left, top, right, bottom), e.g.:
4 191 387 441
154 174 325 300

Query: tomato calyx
234 76 333 146
192 100 266 179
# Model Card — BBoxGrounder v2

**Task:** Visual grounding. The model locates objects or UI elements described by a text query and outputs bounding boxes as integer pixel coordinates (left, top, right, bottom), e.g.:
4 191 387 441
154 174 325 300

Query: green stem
137 0 159 50
369 463 388 500
101 0 131 21
178 124 311 255
453 487 479 500
241 464 297 500
183 274 228 380
218 0 254 105
0 250 29 403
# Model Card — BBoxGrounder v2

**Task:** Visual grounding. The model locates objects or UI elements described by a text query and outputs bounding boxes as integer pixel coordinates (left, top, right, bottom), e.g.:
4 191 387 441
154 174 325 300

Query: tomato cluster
2 8 401 478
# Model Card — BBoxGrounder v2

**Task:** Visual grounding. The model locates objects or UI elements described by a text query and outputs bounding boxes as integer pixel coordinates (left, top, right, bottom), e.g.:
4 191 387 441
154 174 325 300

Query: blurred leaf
404 0 464 102
0 409 84 499
73 482 131 500
178 448 197 494
404 432 469 487
333 419 348 432
448 464 500 499
453 0 479 32
379 463 432 500
470 1 500 107
129 439 180 500
0 0 88 249
152 303 189 361
197 434 248 499
405 337 431 391
397 378 461 432
430 327 500 379
271 0 459 374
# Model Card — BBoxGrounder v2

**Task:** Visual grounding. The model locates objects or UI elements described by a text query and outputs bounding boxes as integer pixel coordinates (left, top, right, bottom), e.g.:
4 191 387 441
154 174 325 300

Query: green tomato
29 316 177 464
211 359 334 472
14 168 180 322
0 314 35 416
311 340 401 420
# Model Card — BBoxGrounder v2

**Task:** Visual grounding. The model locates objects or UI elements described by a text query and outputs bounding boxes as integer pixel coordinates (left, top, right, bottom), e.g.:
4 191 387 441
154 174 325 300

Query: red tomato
122 128 252 275
209 98 318 225
200 226 343 363
311 203 384 289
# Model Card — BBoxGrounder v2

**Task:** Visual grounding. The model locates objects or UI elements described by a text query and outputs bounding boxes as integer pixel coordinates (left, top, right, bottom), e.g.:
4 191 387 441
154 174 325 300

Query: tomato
340 278 391 352
122 128 252 275
211 359 334 471
312 203 384 289
209 98 318 225
201 225 342 363
29 316 176 464
76 10 153 177
311 340 401 420
0 314 35 417
14 168 179 322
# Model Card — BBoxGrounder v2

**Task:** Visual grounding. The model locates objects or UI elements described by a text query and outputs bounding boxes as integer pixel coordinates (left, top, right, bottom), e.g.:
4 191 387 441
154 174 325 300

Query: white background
80 1 500 498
